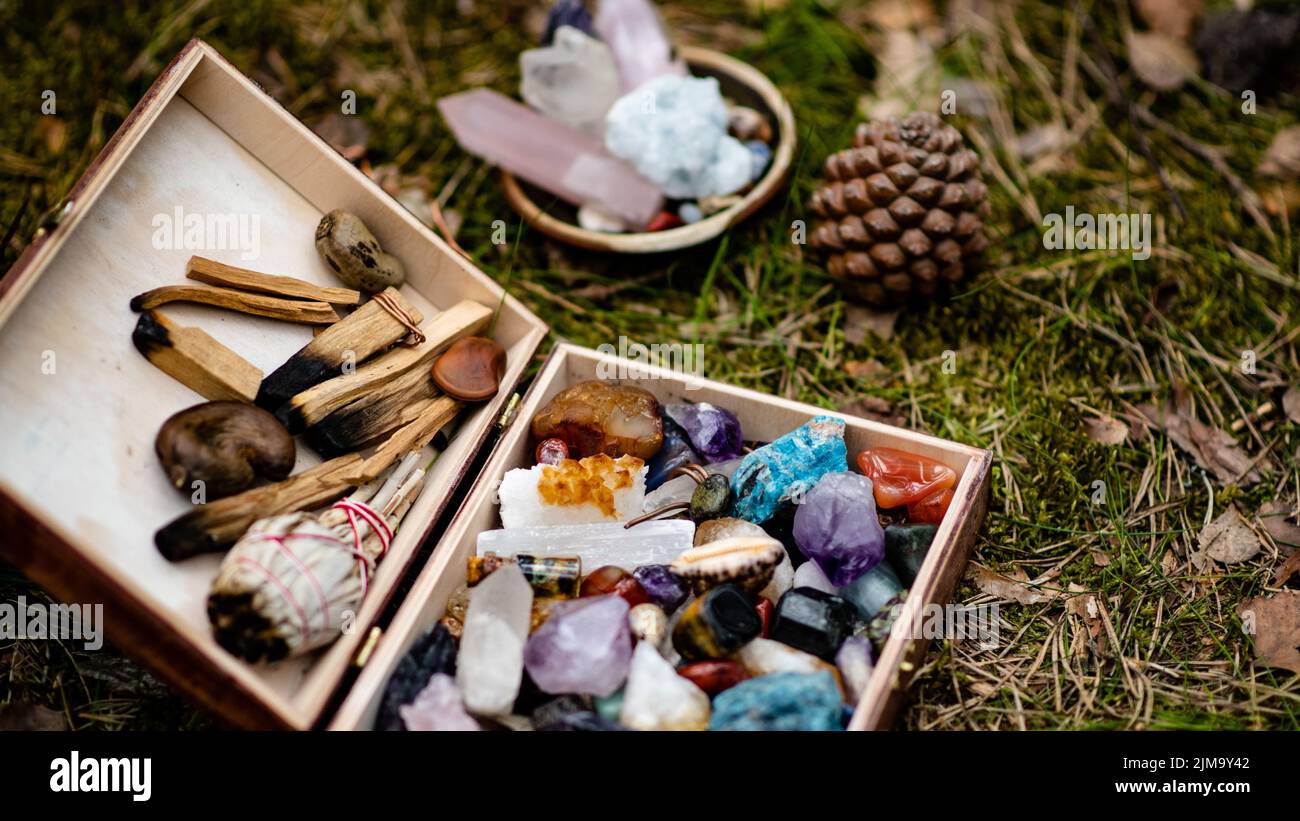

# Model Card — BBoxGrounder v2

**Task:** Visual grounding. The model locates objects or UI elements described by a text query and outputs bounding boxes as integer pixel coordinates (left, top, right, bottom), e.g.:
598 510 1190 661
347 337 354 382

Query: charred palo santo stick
155 398 460 560
131 284 340 325
156 454 364 561
132 310 262 402
276 299 492 433
305 368 441 457
186 256 362 305
255 286 423 411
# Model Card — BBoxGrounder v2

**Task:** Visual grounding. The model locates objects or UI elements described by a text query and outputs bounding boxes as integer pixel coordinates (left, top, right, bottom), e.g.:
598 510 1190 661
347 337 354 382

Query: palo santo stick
305 368 441 457
130 284 340 325
154 398 461 560
186 256 362 305
155 454 365 561
275 299 492 433
255 286 423 411
132 310 262 402
361 395 462 477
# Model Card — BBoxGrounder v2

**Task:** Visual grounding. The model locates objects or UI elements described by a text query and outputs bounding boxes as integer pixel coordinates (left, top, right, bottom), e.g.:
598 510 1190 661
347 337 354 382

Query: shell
669 535 786 594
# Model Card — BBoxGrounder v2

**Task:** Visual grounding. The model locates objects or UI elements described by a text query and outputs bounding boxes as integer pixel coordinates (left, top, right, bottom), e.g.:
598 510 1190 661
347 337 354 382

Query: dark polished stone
671 583 762 661
770 587 859 660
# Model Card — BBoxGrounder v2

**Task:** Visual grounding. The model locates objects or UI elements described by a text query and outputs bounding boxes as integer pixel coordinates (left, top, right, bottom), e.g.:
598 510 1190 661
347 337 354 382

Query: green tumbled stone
865 591 909 653
594 689 625 723
884 524 937 585
690 474 732 523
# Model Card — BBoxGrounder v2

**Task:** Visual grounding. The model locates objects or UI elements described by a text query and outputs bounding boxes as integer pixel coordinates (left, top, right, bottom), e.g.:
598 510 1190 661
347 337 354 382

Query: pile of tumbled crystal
388 399 966 732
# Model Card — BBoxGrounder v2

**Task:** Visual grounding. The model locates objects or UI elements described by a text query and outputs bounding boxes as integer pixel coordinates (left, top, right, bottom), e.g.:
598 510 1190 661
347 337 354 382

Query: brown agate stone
530 380 663 459
431 336 506 401
579 565 652 607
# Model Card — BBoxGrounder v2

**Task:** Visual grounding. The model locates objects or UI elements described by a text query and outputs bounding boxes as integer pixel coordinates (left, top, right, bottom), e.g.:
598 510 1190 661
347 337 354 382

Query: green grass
2 0 1298 730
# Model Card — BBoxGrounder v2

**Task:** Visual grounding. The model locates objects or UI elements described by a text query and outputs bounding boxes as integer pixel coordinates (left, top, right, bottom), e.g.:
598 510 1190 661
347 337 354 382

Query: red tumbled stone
646 211 685 232
580 565 652 607
677 660 750 696
907 486 955 525
856 447 957 509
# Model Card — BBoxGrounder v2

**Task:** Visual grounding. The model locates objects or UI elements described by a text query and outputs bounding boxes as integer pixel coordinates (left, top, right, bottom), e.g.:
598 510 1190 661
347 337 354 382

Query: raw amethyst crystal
792 472 885 587
665 402 743 464
523 594 632 697
632 564 691 614
646 416 700 491
542 0 596 46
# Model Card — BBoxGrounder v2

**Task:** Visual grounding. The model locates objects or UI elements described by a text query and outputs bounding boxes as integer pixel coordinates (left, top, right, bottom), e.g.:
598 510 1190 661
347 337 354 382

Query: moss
1 0 1297 730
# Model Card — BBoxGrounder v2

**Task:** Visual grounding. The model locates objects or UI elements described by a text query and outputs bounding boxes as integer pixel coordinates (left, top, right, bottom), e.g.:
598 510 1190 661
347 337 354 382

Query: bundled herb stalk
207 452 429 662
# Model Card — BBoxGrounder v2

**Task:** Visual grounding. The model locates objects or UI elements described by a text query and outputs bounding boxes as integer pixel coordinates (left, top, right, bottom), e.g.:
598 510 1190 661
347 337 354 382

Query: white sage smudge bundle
207 452 429 663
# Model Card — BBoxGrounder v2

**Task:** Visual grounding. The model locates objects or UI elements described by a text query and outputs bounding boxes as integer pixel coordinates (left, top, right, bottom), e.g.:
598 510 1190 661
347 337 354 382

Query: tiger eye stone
530 380 663 460
431 336 506 401
671 583 762 661
580 565 652 607
677 659 750 696
856 447 957 509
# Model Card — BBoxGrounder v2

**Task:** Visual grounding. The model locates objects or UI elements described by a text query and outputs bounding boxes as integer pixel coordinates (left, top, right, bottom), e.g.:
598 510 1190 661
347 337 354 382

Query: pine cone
807 112 990 307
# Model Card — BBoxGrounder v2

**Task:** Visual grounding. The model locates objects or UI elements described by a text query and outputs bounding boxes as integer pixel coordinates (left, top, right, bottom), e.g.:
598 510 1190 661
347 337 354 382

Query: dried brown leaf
1196 506 1261 565
1015 123 1069 160
864 0 936 31
1272 553 1300 588
844 358 887 381
1135 0 1202 41
0 703 65 731
310 112 369 163
1138 401 1265 486
1239 591 1300 675
1259 499 1300 553
1126 31 1199 91
970 564 1058 605
1083 414 1129 446
839 394 905 427
1258 126 1300 182
1283 387 1300 424
843 304 899 344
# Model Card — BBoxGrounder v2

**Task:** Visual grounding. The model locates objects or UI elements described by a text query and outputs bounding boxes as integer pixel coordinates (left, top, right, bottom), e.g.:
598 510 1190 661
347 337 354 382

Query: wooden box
330 344 992 731
0 41 991 731
0 40 546 730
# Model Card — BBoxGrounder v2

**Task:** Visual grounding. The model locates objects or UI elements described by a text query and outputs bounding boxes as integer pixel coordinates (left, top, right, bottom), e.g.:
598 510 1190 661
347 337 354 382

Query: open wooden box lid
0 39 548 729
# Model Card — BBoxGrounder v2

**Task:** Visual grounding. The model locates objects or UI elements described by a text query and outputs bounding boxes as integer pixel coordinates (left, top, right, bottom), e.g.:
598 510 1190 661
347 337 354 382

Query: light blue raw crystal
604 75 753 199
729 415 848 524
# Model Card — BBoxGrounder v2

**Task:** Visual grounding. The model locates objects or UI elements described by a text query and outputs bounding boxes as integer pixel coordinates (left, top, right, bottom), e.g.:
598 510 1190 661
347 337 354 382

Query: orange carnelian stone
856 448 957 509
907 486 955 525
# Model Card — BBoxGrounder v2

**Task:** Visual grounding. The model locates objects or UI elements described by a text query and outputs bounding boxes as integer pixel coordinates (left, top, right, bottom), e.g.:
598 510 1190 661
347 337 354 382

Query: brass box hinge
353 625 382 668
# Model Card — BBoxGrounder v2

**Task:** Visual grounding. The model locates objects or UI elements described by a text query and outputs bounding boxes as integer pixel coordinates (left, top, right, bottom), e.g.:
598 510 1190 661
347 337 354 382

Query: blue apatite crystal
709 671 844 731
542 0 595 45
729 416 847 524
646 416 700 491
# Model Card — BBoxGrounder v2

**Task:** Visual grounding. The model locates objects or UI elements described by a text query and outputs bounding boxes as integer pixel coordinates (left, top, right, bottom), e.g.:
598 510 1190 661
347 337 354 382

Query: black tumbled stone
771 587 859 660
